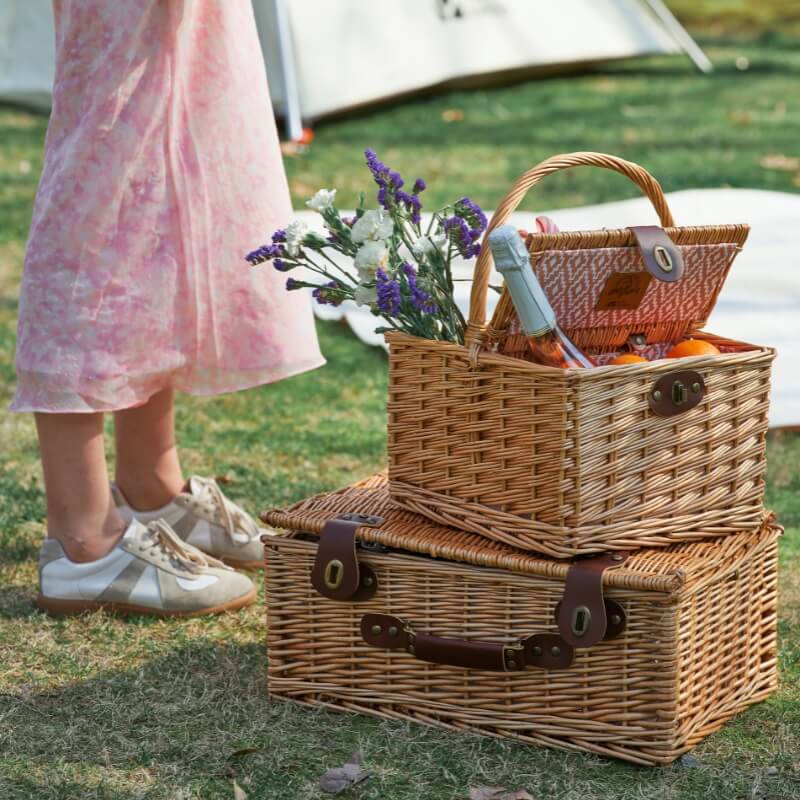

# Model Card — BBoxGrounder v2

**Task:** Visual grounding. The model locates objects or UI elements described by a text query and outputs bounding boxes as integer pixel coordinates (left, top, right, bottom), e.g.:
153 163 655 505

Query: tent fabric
295 189 800 428
3 0 689 117
0 0 54 110
254 0 684 119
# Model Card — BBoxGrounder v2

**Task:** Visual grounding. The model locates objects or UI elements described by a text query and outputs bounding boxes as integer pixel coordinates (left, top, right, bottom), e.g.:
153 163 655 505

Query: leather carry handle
466 152 676 349
361 613 574 672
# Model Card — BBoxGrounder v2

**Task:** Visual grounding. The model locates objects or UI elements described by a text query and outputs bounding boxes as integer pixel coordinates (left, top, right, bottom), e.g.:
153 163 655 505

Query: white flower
411 234 447 259
354 284 378 307
351 209 394 244
285 220 309 256
354 241 389 279
306 188 337 212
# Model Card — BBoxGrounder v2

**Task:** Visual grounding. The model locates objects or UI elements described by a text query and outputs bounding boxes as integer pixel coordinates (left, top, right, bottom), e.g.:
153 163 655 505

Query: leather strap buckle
311 512 384 602
556 551 630 647
630 225 684 282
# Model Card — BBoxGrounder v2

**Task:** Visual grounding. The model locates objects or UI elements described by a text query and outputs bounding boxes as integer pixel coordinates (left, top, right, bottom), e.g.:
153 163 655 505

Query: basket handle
465 152 676 348
361 613 574 671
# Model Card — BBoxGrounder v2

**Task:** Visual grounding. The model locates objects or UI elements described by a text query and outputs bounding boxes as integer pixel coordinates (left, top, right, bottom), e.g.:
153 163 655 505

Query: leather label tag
595 271 652 310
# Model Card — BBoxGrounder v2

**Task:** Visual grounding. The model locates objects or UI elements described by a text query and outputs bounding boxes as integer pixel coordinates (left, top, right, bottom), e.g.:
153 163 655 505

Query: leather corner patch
595 271 652 311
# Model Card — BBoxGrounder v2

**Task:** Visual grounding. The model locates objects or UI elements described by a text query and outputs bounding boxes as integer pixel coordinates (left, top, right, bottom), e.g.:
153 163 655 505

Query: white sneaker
37 519 256 617
112 476 271 570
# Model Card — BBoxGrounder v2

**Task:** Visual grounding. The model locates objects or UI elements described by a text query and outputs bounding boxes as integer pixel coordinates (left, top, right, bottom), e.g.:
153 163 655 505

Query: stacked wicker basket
263 153 780 765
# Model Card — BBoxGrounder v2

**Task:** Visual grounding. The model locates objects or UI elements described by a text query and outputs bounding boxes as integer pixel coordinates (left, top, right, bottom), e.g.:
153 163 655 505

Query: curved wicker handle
466 152 676 347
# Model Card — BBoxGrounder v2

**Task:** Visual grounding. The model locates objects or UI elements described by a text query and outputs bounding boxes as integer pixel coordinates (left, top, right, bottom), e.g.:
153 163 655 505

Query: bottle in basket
488 225 595 369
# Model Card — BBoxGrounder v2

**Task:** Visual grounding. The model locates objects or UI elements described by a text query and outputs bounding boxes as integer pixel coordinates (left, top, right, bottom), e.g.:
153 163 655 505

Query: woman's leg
113 388 184 511
35 412 125 562
35 403 256 615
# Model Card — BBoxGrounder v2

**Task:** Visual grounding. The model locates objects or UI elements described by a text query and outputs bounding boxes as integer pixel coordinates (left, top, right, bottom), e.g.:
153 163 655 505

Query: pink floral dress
11 0 324 413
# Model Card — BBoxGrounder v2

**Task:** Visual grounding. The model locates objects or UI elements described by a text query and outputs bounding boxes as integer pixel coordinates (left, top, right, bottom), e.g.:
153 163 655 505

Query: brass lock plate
649 370 706 417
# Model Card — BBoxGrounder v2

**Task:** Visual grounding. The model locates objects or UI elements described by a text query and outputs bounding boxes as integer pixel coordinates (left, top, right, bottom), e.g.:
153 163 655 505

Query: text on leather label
595 271 653 310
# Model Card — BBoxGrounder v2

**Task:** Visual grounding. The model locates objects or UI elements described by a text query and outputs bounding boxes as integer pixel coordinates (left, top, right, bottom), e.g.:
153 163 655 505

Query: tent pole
641 0 713 73
270 0 304 141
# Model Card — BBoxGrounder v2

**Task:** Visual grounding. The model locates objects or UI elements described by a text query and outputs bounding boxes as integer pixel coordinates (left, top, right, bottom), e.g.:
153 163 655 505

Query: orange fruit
609 353 648 365
666 338 721 359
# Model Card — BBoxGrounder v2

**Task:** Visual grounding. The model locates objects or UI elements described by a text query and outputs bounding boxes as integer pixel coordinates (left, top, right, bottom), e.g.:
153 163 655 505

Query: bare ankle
50 518 126 563
115 476 184 512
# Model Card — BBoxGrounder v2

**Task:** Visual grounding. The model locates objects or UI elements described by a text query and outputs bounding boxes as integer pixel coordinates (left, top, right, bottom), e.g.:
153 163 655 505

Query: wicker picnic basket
387 152 775 558
263 473 781 766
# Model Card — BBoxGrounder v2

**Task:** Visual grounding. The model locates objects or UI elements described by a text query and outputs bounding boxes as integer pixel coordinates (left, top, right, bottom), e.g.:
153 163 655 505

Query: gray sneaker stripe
170 511 198 541
96 558 149 603
210 524 229 554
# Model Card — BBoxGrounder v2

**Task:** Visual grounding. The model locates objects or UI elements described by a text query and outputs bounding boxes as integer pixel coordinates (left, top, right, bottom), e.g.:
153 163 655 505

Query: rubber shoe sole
36 584 257 618
220 555 265 571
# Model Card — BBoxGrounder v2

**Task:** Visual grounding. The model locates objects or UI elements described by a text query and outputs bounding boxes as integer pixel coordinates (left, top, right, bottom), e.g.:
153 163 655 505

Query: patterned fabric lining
531 242 740 331
501 241 743 357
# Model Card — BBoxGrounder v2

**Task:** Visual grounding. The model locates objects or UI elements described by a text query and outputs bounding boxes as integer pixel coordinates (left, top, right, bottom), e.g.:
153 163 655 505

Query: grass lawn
1 9 799 800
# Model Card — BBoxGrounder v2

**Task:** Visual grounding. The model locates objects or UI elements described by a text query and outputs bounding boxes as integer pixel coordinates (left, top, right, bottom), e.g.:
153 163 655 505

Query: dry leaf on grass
228 746 260 758
468 787 535 800
760 154 800 171
232 779 247 800
319 752 371 795
441 108 464 122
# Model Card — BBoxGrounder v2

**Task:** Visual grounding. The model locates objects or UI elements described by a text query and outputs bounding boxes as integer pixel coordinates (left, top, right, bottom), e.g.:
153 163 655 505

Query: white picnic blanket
295 188 800 427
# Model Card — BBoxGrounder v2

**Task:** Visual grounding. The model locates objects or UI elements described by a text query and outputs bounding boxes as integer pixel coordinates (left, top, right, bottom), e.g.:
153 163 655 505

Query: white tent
254 0 711 140
2 0 708 135
0 1 54 111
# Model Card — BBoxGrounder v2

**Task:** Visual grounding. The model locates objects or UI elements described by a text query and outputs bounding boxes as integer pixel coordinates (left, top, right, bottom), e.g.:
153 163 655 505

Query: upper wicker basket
387 152 775 558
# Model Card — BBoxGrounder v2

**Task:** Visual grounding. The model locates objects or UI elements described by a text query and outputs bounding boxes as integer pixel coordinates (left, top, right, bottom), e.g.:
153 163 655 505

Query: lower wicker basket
263 474 780 766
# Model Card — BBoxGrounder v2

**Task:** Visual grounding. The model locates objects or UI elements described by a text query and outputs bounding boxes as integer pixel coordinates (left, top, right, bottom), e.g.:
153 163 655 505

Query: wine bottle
488 225 595 369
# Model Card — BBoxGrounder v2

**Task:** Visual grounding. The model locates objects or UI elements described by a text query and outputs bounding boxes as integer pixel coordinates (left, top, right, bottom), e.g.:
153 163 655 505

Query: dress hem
8 356 327 414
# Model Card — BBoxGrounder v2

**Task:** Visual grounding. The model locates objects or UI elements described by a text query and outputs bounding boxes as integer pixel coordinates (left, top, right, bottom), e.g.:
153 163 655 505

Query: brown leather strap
311 513 384 601
556 551 630 647
361 614 574 672
630 225 684 282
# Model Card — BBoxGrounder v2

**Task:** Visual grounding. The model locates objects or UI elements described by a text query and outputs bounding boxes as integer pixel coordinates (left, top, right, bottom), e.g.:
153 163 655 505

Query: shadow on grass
0 640 280 798
0 585 38 619
0 778 148 800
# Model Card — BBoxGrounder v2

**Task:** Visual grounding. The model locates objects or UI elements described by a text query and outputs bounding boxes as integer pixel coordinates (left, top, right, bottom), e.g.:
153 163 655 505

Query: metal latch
649 370 706 417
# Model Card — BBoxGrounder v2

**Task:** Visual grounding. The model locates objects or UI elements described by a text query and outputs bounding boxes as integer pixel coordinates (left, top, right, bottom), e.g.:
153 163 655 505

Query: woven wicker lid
264 473 778 596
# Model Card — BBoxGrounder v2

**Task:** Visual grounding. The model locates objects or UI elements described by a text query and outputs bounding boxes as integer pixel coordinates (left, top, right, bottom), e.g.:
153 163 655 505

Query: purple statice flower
286 277 302 290
271 229 287 243
412 178 426 194
342 216 356 227
402 263 438 314
326 232 339 244
396 190 423 225
273 258 291 272
376 269 402 316
245 243 284 266
365 148 406 211
443 216 481 259
455 197 488 233
312 281 343 307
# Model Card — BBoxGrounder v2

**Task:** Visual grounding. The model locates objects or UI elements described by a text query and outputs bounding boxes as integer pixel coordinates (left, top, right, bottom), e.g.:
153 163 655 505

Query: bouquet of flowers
246 149 488 345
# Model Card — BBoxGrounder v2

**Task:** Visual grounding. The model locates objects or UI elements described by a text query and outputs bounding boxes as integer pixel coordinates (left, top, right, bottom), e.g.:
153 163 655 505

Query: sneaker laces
143 519 229 573
192 476 261 548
